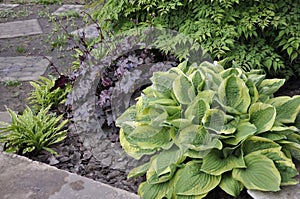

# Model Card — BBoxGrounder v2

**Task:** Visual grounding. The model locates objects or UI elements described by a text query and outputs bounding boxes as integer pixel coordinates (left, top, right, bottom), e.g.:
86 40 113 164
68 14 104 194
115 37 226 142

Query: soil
1 1 300 199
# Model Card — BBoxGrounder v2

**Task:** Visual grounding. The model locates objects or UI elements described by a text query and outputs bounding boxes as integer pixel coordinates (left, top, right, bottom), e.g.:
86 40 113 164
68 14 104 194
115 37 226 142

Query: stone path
0 19 42 39
0 3 19 11
0 152 140 199
53 4 83 16
0 56 50 81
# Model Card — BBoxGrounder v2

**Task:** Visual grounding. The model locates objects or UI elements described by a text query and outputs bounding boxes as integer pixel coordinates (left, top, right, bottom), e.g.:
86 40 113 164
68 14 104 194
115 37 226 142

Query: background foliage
90 0 300 78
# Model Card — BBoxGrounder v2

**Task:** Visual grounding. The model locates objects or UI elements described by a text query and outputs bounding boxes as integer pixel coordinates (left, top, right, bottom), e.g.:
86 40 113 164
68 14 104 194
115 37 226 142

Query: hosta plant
116 61 300 198
27 76 72 113
0 106 68 155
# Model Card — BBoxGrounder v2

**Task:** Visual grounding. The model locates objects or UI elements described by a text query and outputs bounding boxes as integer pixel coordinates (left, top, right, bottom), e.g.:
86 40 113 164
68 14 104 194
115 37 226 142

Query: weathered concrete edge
0 152 141 199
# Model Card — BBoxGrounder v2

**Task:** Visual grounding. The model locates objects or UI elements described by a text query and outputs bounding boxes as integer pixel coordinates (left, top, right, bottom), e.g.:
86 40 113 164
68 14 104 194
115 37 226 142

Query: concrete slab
0 111 12 124
0 19 42 39
52 5 83 17
0 152 141 199
0 56 50 81
248 161 300 199
71 24 99 38
0 4 19 11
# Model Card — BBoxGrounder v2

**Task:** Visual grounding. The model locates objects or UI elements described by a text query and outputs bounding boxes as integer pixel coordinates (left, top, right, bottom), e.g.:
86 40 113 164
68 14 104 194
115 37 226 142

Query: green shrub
91 0 300 78
0 106 68 155
116 61 300 198
27 76 71 113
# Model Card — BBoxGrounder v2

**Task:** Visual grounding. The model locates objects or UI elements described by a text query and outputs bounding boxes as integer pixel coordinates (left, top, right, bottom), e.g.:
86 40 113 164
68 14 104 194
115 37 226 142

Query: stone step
0 56 50 81
0 152 141 199
0 19 42 39
0 3 19 11
52 4 84 17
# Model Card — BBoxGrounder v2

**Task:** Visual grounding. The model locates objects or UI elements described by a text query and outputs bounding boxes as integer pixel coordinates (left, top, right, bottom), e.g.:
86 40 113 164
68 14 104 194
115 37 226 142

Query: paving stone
0 56 50 81
248 161 300 199
0 111 12 124
0 19 42 39
0 152 141 199
0 3 19 11
71 24 99 38
52 4 83 16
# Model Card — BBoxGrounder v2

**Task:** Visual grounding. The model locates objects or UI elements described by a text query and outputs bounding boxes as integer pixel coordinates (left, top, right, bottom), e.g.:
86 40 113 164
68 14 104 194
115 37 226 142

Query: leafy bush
116 61 300 198
91 0 300 78
0 106 68 155
27 76 71 113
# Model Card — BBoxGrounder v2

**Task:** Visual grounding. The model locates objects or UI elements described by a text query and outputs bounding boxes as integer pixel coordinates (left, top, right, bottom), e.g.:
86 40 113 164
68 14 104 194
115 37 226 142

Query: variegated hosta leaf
249 147 299 186
174 161 221 196
218 74 251 114
174 125 222 152
232 153 281 191
202 109 235 134
130 125 171 149
258 79 285 95
269 96 300 124
220 68 243 79
278 140 300 161
219 172 244 197
173 73 196 105
246 79 259 104
189 70 205 92
116 106 137 126
138 181 172 199
151 71 177 97
242 136 281 155
147 146 185 184
249 102 276 134
201 149 246 176
224 122 257 145
128 162 151 178
119 128 156 159
184 98 209 125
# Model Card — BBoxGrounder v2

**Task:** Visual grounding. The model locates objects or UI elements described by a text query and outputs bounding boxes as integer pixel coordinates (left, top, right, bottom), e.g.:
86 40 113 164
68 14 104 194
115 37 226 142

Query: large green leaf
250 148 299 186
249 102 276 134
151 71 177 97
119 128 156 159
258 79 285 95
202 109 226 133
269 96 300 124
147 146 185 184
138 181 171 199
175 125 222 152
232 153 281 191
184 98 209 125
174 161 221 196
128 162 151 178
116 106 137 126
189 70 205 92
201 149 246 175
218 74 251 114
130 125 171 149
173 73 196 104
278 140 300 161
224 122 257 145
219 172 244 197
242 136 281 155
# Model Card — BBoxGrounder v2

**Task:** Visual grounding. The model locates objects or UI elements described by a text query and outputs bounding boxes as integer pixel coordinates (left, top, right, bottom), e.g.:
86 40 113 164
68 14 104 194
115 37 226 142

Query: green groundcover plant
27 76 72 113
0 106 68 155
116 61 300 198
90 0 300 78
